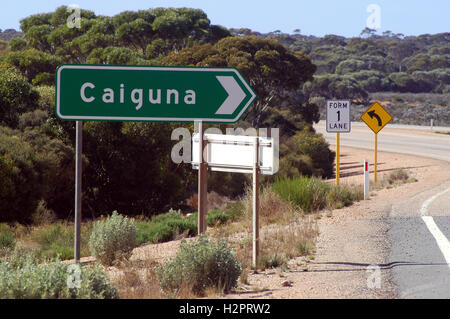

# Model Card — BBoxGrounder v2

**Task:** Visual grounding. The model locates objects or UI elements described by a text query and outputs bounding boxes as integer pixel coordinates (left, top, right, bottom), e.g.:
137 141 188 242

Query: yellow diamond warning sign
360 101 393 134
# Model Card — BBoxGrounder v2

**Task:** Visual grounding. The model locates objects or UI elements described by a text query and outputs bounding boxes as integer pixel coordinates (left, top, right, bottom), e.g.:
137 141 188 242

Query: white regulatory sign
326 100 351 133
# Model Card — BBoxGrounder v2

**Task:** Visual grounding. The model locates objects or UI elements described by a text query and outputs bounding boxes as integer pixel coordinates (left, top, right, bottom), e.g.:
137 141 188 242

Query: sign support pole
74 121 82 263
197 121 207 234
374 133 378 184
336 133 340 185
252 136 260 271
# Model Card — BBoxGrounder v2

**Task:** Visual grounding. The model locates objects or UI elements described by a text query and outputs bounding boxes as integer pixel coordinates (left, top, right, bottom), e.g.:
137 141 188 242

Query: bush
157 234 241 296
279 129 335 179
88 211 137 266
206 209 232 226
136 209 197 245
0 129 43 223
272 177 330 212
0 246 118 299
389 169 409 182
326 184 363 209
0 223 15 249
0 65 39 127
188 209 234 228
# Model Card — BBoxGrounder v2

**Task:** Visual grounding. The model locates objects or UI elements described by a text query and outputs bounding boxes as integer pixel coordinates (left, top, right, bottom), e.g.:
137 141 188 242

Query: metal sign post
361 101 392 184
336 132 340 185
326 100 351 186
252 137 259 270
197 121 207 234
374 133 378 183
74 121 82 263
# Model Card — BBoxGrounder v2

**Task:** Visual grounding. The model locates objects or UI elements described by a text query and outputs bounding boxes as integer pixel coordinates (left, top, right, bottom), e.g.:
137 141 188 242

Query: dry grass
186 191 234 212
209 186 319 276
242 186 300 226
113 258 197 299
374 168 417 190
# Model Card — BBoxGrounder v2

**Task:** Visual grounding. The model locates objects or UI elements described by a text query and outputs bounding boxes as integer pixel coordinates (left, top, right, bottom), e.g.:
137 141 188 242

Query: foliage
0 246 118 299
303 73 368 101
2 48 63 83
30 221 93 260
86 46 149 65
82 121 191 218
161 35 316 127
17 6 229 64
158 234 241 295
136 209 196 244
0 65 39 127
0 128 45 223
278 129 335 178
88 211 137 266
0 224 15 249
0 29 22 41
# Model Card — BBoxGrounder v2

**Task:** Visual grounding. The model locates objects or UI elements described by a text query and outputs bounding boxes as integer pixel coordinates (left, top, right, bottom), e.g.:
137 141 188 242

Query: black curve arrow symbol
368 110 382 126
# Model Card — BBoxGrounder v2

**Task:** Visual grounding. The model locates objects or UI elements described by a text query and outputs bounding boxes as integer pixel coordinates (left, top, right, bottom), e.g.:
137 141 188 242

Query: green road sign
56 65 257 123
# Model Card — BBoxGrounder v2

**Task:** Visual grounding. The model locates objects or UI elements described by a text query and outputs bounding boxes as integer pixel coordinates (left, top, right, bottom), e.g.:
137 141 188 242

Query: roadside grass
271 176 363 212
0 221 92 262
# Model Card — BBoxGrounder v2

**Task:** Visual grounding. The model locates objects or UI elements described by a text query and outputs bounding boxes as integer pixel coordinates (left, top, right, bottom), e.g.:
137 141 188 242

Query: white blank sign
192 133 277 175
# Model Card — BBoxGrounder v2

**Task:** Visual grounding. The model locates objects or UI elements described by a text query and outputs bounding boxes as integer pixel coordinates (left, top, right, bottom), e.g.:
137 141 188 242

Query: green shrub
278 129 336 179
0 224 15 249
88 211 137 266
207 209 232 226
326 184 363 209
272 177 330 212
158 234 241 296
188 209 234 228
223 202 245 221
136 209 197 245
0 246 118 299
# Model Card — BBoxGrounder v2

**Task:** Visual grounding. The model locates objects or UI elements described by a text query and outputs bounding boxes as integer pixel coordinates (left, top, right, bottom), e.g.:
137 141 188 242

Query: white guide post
364 159 370 200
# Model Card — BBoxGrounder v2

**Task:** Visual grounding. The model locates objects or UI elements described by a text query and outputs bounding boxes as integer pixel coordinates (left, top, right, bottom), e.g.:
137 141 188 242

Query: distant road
314 121 450 162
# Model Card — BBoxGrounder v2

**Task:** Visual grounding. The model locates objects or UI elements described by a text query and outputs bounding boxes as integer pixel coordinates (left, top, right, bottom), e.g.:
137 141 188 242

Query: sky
0 0 449 37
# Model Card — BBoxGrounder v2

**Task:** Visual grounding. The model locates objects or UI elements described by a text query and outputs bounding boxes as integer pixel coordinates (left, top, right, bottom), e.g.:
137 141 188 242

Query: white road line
420 187 450 269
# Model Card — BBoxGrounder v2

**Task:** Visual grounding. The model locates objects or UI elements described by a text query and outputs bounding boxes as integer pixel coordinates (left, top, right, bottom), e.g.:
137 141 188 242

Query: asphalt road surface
315 121 450 298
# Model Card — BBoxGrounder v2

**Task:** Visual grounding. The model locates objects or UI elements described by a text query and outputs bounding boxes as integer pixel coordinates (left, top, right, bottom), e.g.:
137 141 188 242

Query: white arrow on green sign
56 65 257 123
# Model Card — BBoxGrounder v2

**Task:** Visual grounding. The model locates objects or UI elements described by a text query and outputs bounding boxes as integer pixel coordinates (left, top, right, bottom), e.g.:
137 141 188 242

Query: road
314 121 450 162
314 122 450 298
